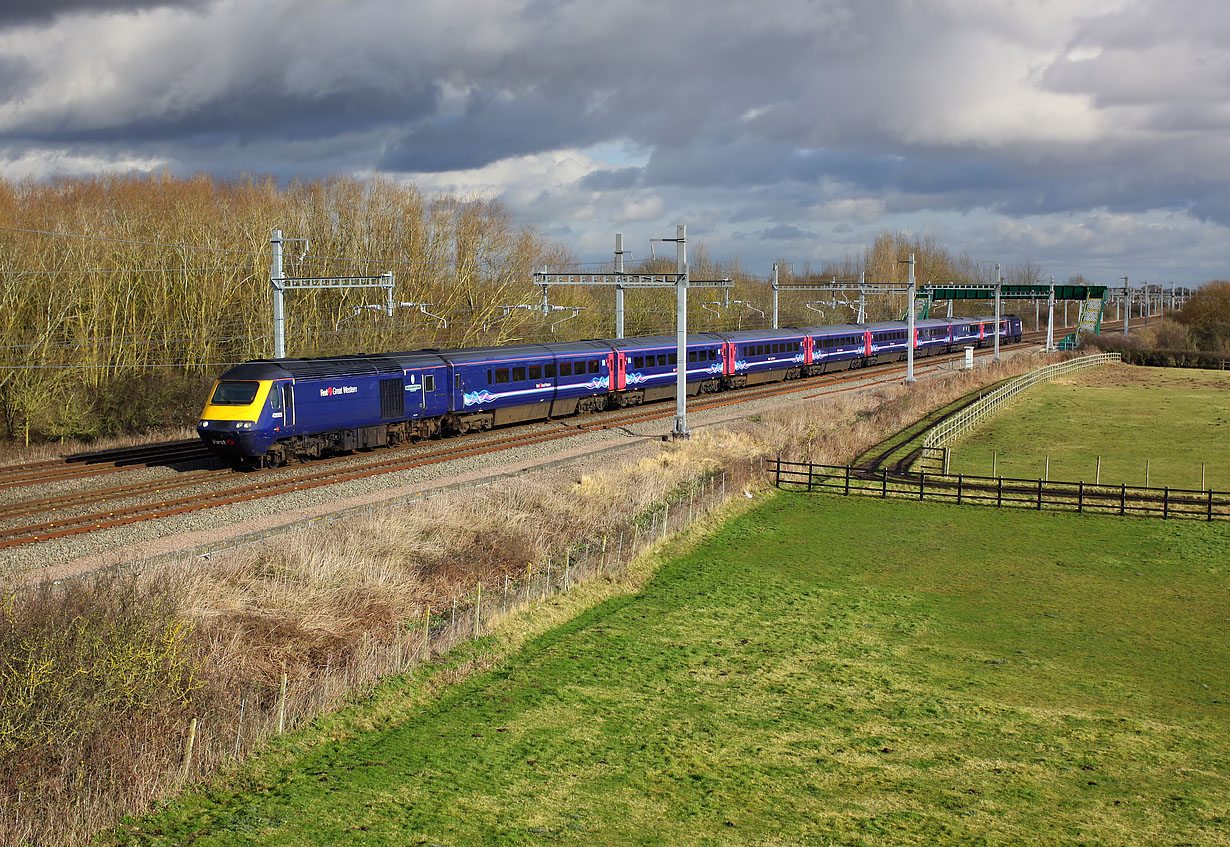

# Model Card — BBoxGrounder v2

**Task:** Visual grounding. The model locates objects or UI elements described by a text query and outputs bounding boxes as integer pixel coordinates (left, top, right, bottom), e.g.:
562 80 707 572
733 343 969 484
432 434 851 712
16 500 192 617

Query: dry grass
0 353 1051 846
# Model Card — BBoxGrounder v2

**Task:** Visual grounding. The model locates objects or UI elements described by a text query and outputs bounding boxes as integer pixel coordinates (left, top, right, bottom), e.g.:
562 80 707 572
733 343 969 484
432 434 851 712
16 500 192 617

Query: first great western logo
320 385 359 397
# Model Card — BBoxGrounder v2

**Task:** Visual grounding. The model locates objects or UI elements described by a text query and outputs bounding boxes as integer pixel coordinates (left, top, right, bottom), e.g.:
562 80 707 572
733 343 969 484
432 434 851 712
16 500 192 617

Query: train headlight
237 421 255 430
199 420 209 428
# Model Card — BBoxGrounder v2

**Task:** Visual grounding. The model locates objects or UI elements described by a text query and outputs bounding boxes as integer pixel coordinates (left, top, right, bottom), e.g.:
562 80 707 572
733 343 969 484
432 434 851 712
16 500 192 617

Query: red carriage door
803 335 814 364
615 351 627 390
864 330 873 356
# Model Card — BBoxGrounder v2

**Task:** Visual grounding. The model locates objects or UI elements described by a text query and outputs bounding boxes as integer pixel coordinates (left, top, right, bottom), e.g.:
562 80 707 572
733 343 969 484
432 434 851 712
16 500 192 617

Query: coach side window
495 368 510 384
560 362 572 376
425 375 435 392
588 360 600 374
634 356 644 368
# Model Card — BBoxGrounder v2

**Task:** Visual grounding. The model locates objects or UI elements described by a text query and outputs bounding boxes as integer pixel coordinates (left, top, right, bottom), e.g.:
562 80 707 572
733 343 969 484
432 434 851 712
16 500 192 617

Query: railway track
0 339 1043 552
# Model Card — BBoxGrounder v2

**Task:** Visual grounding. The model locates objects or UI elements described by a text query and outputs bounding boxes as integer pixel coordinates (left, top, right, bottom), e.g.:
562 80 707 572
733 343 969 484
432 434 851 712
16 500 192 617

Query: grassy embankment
947 365 1230 490
106 493 1230 846
3 354 1058 847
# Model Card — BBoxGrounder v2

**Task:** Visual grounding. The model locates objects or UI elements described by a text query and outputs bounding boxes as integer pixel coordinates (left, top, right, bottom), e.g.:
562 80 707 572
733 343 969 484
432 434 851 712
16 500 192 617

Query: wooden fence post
1077 481 1083 514
775 455 781 487
806 462 814 492
997 475 1002 507
957 474 963 505
1120 483 1126 516
1208 489 1214 522
278 672 287 735
181 718 198 780
844 465 850 495
1163 487 1169 520
1037 479 1043 510
882 468 888 498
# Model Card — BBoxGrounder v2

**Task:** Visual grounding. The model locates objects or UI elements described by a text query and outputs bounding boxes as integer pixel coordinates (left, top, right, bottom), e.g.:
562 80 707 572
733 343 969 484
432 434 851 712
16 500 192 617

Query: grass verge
106 493 1230 846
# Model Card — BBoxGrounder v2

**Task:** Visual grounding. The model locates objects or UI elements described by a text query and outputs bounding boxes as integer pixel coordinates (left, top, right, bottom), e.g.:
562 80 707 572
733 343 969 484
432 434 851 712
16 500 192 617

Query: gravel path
5 345 1034 586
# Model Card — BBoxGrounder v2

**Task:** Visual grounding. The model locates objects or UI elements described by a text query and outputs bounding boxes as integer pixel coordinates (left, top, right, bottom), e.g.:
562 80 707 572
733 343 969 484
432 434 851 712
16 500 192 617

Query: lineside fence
2 463 756 847
773 459 1229 521
918 353 1122 466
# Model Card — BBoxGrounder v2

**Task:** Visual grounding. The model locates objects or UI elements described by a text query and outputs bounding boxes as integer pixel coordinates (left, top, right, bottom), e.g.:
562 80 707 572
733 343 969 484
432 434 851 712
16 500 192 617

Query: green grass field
947 365 1230 490
108 493 1230 846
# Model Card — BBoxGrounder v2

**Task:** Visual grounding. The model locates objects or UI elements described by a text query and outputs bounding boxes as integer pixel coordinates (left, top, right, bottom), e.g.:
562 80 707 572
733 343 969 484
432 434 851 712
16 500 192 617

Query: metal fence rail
922 353 1121 451
772 459 1229 521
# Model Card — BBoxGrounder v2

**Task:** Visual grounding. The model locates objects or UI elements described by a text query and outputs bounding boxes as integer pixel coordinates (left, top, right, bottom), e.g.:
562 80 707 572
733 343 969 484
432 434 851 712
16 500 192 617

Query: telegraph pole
902 253 916 383
772 263 780 329
1046 276 1055 351
614 234 626 339
674 225 689 438
271 229 285 358
993 262 1002 363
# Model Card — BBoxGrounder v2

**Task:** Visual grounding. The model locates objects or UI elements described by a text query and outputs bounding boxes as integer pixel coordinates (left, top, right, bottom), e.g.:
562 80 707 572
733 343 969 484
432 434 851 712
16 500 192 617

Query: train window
487 369 493 384
588 360 600 374
210 381 259 405
709 349 717 360
512 366 526 382
559 362 572 376
495 368 510 384
268 387 282 410
669 352 677 365
634 356 644 368
545 364 556 378
688 351 697 363
425 375 435 392
529 365 541 380
456 374 461 391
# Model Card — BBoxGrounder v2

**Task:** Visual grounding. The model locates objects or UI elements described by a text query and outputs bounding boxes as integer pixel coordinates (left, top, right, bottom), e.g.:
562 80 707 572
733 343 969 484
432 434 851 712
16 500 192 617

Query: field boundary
772 458 1229 521
921 352 1121 453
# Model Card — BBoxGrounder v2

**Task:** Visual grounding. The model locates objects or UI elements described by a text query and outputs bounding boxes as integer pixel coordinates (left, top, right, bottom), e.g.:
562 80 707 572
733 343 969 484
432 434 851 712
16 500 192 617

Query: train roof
427 342 557 365
606 333 726 350
218 355 405 381
714 328 809 343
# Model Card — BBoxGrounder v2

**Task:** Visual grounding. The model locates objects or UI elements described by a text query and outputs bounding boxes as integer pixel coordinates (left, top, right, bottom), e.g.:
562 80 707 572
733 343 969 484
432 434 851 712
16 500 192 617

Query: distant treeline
0 173 1085 444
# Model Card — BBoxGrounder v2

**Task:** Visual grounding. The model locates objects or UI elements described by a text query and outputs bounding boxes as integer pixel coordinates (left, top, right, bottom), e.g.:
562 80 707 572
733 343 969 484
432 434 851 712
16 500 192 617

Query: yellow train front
197 361 295 464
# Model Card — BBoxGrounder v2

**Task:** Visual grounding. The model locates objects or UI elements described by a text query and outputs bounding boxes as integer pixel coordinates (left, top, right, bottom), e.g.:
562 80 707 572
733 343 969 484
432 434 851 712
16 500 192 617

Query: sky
0 0 1227 287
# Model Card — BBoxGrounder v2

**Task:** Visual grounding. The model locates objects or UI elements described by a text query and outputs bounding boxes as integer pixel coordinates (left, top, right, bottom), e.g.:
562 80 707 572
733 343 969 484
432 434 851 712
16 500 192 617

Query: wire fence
921 353 1121 451
772 459 1229 522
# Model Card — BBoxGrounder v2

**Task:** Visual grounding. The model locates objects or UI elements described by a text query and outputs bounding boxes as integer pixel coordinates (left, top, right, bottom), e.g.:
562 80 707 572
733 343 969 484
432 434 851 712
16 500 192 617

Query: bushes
0 574 199 800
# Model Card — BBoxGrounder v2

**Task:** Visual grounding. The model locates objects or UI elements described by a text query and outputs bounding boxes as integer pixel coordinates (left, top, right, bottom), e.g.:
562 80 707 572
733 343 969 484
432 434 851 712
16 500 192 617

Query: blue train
198 315 1023 466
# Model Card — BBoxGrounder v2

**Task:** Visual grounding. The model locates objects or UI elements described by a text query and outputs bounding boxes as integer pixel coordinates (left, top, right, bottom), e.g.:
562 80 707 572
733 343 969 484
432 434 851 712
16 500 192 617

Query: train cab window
633 356 644 368
688 351 697 363
210 381 259 405
588 360 600 374
424 375 435 392
495 368 510 384
268 387 282 410
545 364 556 378
529 365 542 380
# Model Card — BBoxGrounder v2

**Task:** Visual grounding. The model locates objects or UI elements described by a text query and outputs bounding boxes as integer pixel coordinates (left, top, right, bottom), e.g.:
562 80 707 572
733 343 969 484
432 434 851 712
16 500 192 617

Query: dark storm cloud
0 0 1228 283
0 0 208 25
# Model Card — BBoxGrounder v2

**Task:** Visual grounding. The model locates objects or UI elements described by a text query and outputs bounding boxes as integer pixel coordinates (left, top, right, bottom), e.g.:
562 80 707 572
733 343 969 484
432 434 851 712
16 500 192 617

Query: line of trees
0 172 1120 446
